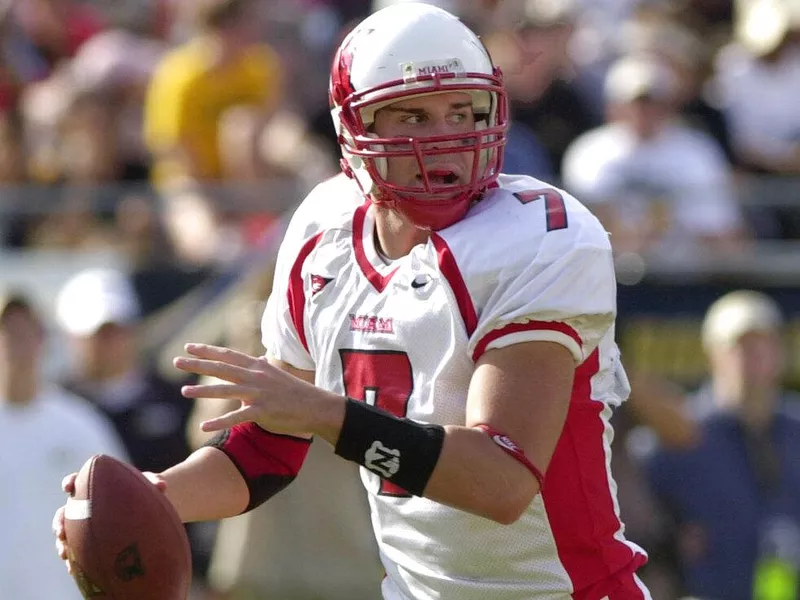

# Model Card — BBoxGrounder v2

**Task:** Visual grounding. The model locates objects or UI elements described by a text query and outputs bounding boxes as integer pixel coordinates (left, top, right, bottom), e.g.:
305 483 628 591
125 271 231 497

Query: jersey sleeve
471 242 616 363
261 213 319 371
453 179 617 364
261 176 359 370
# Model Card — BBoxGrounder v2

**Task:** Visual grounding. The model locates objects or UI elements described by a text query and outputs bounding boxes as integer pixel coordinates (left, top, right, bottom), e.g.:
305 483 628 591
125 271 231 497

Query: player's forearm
159 447 249 522
328 399 541 525
424 426 540 524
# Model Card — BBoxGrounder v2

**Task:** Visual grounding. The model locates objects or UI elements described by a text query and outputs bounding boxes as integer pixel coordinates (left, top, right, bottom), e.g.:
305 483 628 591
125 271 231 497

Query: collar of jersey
352 202 399 293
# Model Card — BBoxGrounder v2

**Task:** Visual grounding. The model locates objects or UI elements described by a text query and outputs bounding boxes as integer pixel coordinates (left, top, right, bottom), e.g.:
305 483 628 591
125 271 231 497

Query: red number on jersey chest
340 349 414 497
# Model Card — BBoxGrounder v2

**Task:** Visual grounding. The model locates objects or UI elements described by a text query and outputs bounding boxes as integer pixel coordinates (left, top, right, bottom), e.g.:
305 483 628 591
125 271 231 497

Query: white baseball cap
701 290 783 350
55 268 141 337
735 0 799 57
604 55 678 104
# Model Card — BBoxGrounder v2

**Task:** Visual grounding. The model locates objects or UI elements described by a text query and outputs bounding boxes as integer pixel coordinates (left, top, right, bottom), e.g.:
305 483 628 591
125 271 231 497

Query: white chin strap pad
344 150 380 196
346 133 385 196
366 133 388 180
475 120 493 173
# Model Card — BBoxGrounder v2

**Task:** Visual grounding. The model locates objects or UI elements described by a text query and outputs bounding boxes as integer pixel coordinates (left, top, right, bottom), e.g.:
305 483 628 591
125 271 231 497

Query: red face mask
331 47 509 230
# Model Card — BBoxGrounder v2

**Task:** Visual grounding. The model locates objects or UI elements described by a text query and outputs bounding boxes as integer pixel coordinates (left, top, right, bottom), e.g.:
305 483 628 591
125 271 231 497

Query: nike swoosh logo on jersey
411 275 432 289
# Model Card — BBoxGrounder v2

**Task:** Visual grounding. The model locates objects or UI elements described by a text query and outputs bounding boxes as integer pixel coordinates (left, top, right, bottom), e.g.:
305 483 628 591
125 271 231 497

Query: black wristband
334 398 445 496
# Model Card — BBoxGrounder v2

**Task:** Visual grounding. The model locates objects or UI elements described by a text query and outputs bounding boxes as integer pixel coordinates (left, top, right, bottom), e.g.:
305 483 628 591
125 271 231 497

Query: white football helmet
329 3 509 230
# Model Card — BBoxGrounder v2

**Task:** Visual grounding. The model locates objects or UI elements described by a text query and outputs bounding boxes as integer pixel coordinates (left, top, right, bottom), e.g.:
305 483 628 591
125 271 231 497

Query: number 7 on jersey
514 189 568 231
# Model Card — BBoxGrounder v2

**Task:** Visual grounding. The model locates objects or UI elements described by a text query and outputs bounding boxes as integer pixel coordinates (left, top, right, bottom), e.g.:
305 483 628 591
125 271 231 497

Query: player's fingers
52 506 66 540
200 405 257 432
56 539 68 561
61 472 78 494
181 383 254 401
184 343 260 368
173 356 258 384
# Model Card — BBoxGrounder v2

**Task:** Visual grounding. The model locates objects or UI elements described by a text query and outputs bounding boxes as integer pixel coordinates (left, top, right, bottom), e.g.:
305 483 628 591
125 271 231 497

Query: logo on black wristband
365 441 401 478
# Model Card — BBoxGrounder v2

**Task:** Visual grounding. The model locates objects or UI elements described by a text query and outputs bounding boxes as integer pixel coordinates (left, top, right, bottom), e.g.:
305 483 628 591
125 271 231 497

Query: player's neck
373 205 430 260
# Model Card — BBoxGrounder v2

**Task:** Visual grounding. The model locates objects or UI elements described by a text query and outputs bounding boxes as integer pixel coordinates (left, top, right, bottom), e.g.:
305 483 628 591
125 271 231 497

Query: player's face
372 92 477 193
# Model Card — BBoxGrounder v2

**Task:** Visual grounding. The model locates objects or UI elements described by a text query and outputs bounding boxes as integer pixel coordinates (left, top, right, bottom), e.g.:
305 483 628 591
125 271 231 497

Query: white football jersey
262 173 648 600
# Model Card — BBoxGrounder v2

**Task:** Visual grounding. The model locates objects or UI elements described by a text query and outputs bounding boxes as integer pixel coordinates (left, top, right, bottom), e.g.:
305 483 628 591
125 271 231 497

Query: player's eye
401 114 425 125
448 112 473 126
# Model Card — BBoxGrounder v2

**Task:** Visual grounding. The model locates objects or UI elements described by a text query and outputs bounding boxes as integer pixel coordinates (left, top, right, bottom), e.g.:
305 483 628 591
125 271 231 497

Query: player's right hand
53 470 168 571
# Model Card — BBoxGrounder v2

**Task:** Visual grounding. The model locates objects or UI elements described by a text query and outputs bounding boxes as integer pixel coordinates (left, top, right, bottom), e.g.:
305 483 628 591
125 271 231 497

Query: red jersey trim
287 232 324 354
472 320 583 362
542 350 648 596
352 202 398 293
430 234 478 337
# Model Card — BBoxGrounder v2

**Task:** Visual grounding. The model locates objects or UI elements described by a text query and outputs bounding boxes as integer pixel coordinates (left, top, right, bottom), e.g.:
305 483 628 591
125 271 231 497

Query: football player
56 4 651 598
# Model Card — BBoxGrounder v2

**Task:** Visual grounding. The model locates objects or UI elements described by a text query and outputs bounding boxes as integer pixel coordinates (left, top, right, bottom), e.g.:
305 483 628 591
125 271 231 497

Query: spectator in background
53 267 213 591
14 26 167 252
715 0 800 176
0 107 33 248
68 28 166 182
562 54 745 257
0 290 126 600
143 0 283 189
640 290 800 600
10 0 105 72
480 24 553 180
713 0 800 239
143 0 286 268
54 267 192 476
0 2 39 113
0 107 25 184
619 8 738 165
488 0 599 181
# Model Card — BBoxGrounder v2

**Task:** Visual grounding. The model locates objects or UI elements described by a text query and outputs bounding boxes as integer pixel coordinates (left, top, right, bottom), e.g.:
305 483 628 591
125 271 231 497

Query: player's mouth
417 168 461 186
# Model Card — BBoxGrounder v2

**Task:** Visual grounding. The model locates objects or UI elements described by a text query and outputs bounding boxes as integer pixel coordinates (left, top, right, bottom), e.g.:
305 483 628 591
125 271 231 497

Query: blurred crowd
2 0 800 599
0 0 798 265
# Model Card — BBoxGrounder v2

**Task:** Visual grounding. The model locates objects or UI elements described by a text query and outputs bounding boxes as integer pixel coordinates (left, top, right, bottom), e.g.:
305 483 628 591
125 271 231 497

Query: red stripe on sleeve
287 233 324 353
472 320 583 362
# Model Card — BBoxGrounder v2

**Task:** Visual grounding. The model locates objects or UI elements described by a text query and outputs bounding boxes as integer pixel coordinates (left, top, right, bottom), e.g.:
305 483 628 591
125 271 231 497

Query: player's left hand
173 343 336 437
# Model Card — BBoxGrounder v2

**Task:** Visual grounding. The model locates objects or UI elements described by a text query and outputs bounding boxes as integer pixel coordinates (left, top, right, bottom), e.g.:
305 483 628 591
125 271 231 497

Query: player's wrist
334 398 445 496
306 392 348 446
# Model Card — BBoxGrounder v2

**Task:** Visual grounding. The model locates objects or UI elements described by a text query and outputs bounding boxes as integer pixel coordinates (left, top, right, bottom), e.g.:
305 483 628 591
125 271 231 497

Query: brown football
63 454 192 599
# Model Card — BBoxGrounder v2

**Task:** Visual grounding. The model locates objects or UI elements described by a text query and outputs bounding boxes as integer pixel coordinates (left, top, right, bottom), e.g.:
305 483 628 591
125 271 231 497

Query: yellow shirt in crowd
144 37 282 186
